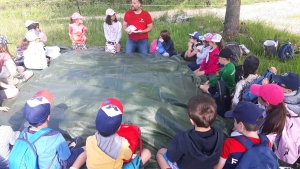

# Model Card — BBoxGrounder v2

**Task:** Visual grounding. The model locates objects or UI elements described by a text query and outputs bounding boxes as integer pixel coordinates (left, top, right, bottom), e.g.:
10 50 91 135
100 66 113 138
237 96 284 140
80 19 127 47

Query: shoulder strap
28 128 52 143
258 134 269 146
234 135 254 150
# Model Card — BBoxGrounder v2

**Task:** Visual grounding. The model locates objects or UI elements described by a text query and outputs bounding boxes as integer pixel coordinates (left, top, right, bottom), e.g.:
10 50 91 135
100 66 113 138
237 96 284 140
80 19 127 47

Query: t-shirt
68 23 87 43
0 125 20 169
124 10 152 40
209 62 236 92
103 21 122 43
26 127 71 169
221 136 272 169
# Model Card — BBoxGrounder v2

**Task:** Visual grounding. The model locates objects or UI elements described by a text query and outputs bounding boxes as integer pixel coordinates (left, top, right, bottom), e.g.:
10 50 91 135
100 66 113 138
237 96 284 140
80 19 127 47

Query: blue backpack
122 155 141 169
234 134 279 169
8 128 52 169
278 39 294 62
242 69 274 102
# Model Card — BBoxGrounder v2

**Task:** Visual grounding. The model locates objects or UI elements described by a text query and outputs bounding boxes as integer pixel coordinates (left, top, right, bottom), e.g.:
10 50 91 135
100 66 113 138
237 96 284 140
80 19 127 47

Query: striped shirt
0 125 20 169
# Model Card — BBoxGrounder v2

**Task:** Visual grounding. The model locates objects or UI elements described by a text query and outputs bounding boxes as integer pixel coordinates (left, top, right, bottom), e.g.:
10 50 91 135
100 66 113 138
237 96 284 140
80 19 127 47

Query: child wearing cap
24 20 61 59
194 33 223 77
104 8 122 53
181 31 203 62
20 30 48 70
188 33 211 71
0 125 20 169
214 101 272 169
156 95 223 169
0 35 33 85
69 12 88 50
86 98 151 169
263 72 300 114
199 48 235 94
10 90 87 169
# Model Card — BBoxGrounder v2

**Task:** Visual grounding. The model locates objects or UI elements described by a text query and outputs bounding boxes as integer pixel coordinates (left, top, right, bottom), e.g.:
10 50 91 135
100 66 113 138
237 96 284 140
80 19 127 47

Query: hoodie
285 88 300 114
166 127 223 169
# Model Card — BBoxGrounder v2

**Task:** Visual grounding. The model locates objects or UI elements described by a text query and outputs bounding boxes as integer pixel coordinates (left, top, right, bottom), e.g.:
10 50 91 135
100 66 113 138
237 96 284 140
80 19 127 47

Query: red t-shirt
124 10 152 40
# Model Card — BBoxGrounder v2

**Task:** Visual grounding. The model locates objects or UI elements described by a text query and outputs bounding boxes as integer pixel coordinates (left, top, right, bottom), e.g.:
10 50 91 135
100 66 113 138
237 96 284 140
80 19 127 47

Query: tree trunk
223 0 241 39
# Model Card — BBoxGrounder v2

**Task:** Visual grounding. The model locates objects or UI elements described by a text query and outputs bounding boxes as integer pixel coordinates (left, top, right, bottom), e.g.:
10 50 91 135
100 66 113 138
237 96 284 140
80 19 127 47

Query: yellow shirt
86 135 132 169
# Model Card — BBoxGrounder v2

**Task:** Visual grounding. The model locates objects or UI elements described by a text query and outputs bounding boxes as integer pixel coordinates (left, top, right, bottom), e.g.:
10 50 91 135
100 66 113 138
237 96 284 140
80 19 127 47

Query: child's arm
186 43 199 58
82 25 88 34
68 25 74 41
116 22 122 43
164 135 183 163
214 157 226 169
4 59 18 77
103 23 111 42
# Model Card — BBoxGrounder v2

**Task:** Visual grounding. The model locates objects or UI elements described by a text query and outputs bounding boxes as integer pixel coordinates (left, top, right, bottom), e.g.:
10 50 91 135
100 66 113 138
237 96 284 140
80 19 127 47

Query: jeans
188 63 200 71
125 38 149 54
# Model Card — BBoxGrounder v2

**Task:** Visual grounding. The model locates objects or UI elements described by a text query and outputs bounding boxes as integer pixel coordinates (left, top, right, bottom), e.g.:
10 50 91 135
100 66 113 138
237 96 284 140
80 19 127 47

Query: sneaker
69 136 82 150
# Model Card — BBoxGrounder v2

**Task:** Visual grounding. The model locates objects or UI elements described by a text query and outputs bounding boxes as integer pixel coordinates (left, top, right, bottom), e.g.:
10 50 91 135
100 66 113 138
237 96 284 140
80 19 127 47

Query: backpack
234 134 279 169
274 109 300 165
224 42 243 66
116 123 142 163
278 39 294 62
242 69 274 102
149 39 158 54
157 41 166 54
8 128 52 169
213 79 231 117
262 35 279 56
105 41 117 54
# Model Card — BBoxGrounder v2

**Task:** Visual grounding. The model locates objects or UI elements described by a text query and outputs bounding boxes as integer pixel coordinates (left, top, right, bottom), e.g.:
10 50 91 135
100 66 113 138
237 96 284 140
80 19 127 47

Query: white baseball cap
106 8 115 16
25 20 39 28
25 30 39 42
205 33 222 42
199 33 212 41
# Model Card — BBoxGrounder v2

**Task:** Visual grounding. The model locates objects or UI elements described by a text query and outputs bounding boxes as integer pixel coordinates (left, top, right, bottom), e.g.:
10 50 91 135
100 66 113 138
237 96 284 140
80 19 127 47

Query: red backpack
116 124 142 162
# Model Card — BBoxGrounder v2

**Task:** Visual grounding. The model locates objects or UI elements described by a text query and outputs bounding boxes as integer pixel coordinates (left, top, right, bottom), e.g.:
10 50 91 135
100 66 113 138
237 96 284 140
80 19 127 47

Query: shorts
72 43 87 50
164 152 180 169
64 147 84 168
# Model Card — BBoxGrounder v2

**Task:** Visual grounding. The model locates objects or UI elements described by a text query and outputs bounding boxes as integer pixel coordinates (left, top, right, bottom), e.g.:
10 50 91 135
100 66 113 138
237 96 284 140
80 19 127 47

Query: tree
223 0 241 38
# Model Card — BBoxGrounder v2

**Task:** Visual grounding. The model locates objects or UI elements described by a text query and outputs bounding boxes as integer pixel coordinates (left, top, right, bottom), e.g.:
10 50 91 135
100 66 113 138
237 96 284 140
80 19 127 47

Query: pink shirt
68 23 87 43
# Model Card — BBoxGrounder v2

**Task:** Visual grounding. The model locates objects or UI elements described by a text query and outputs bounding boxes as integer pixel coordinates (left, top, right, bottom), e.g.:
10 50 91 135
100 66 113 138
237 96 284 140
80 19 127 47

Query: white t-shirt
103 21 122 43
24 42 47 70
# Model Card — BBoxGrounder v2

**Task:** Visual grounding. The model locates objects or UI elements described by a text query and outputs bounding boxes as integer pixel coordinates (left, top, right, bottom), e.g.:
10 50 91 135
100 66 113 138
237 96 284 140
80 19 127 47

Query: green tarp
0 47 233 168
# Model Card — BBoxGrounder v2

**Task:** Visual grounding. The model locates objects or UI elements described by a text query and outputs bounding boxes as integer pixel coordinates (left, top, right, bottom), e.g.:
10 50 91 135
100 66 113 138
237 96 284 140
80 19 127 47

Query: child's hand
0 107 9 112
159 37 164 42
155 47 158 50
269 67 277 74
188 42 193 47
262 78 270 85
204 80 209 85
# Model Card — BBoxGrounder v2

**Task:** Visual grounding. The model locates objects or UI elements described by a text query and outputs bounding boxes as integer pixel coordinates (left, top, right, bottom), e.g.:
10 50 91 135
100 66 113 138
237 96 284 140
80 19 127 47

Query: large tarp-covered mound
0 47 233 168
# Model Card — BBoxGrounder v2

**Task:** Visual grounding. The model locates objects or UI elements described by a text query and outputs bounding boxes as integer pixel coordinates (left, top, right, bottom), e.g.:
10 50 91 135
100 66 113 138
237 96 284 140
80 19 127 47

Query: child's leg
22 70 34 81
71 146 86 169
156 148 171 169
116 43 121 53
140 149 151 165
17 66 25 73
3 87 19 99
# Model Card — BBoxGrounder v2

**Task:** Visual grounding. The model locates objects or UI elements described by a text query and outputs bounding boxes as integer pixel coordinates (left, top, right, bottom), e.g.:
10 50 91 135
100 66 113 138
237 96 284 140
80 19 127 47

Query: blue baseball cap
272 72 300 91
188 32 201 40
225 101 263 125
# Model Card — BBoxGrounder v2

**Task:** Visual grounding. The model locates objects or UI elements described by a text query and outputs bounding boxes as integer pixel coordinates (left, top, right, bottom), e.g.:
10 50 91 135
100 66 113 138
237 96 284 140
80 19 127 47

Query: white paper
132 30 142 33
125 25 137 33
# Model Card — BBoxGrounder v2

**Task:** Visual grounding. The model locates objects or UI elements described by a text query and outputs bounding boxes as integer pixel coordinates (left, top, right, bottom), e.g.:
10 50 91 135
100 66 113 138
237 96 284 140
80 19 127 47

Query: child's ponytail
19 38 30 51
70 17 75 24
216 39 224 50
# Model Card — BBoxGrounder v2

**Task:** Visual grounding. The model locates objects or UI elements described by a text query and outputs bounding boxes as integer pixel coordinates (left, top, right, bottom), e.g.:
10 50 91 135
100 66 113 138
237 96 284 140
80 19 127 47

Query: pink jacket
69 23 87 43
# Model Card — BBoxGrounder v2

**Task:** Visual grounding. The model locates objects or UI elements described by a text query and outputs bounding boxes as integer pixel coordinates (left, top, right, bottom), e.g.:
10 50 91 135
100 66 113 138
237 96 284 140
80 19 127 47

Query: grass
0 0 299 75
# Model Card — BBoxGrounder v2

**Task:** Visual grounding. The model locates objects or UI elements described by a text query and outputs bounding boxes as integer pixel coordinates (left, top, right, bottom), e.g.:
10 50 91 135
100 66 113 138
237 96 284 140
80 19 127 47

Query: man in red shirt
123 0 153 54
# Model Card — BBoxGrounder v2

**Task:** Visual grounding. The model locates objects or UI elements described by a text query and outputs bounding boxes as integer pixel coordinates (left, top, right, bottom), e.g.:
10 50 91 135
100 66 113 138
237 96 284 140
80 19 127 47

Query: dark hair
216 39 224 51
27 23 39 30
70 17 75 24
243 56 259 78
260 97 287 135
160 30 170 42
187 95 217 128
236 118 263 132
19 38 30 50
105 15 118 25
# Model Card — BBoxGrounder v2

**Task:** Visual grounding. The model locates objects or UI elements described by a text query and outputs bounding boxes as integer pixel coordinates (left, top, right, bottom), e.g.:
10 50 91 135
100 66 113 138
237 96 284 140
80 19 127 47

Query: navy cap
225 101 263 125
272 72 300 91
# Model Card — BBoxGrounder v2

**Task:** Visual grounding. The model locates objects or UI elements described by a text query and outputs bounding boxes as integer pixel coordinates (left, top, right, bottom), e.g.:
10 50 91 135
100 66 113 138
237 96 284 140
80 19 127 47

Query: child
180 31 203 62
250 84 288 143
86 98 151 169
21 30 48 70
199 48 235 94
188 33 211 71
214 101 272 169
69 12 88 50
157 30 175 57
9 90 87 169
263 72 300 114
0 125 20 169
24 20 61 59
156 95 223 169
0 35 33 85
194 33 223 77
103 8 122 53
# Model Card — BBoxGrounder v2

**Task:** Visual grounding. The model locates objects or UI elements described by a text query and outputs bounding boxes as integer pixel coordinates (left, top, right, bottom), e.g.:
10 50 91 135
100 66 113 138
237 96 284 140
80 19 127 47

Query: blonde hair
0 44 13 58
19 38 30 50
